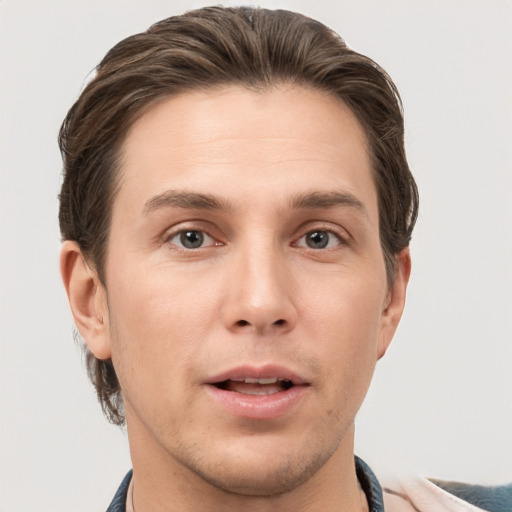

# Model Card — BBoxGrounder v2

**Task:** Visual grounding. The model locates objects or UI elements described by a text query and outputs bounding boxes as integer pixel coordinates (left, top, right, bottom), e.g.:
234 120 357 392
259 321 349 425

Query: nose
221 241 298 336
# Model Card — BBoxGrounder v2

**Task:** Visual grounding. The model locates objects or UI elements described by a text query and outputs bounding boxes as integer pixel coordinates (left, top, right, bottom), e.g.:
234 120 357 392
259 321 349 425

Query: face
91 86 407 495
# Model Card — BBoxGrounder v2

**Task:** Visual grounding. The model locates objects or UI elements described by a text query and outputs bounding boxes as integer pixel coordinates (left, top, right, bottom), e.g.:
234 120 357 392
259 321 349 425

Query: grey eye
305 230 330 249
295 229 343 250
167 229 219 250
178 230 205 249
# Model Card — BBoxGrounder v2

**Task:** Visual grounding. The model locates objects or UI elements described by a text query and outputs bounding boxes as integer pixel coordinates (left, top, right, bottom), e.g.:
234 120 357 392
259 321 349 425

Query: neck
126 409 367 512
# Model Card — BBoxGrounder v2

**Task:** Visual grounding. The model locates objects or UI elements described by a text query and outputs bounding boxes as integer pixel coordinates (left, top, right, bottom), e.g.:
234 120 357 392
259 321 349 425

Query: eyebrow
289 191 367 216
143 190 234 216
143 189 366 217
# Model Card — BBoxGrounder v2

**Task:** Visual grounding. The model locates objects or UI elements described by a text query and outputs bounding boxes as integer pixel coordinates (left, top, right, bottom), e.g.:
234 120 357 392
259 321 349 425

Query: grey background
1 0 511 510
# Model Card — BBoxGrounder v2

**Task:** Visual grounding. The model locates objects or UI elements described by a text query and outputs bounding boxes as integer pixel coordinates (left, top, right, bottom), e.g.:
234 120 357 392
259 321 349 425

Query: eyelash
293 229 347 250
163 226 349 253
165 228 221 250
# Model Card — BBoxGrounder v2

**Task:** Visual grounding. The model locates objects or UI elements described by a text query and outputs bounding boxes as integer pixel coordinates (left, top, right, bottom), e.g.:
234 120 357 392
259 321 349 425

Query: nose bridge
223 232 297 334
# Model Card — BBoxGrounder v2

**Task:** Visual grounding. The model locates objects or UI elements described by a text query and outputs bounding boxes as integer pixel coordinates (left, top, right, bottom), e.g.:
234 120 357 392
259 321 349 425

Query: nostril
233 318 287 330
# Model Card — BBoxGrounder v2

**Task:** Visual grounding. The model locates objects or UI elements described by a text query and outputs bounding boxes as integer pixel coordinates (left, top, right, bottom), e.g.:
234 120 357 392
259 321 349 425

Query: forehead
116 85 376 218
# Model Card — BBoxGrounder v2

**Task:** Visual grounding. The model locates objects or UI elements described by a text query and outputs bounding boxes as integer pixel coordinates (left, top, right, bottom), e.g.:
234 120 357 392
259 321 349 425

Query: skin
61 85 410 512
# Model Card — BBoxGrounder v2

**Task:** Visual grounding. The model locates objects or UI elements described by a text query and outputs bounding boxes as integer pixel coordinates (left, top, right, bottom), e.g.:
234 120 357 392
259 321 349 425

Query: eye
168 230 216 249
296 230 343 249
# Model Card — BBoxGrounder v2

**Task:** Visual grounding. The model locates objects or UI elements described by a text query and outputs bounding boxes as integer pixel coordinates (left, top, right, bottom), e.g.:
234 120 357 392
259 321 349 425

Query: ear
60 241 111 360
377 247 411 359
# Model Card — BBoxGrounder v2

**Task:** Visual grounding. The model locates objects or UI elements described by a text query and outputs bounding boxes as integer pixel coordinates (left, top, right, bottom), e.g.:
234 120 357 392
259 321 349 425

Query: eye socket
166 228 343 250
168 230 216 249
295 230 344 249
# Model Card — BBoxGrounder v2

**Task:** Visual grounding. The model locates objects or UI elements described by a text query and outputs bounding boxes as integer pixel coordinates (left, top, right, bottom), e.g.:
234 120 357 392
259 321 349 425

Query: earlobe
60 241 111 360
377 247 411 359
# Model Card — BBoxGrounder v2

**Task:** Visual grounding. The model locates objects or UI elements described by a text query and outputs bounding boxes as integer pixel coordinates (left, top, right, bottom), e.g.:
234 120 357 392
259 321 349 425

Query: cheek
109 256 220 331
300 268 385 398
302 264 386 342
104 263 221 391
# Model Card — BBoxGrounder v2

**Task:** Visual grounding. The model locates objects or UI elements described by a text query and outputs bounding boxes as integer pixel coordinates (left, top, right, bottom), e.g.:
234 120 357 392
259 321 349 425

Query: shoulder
381 474 512 512
429 479 512 512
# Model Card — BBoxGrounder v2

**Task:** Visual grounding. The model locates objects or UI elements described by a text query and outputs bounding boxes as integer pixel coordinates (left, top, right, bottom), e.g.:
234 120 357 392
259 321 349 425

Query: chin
182 441 338 497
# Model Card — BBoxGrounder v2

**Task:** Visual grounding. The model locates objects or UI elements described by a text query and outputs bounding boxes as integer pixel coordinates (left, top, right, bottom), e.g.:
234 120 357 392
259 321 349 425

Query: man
58 6 508 511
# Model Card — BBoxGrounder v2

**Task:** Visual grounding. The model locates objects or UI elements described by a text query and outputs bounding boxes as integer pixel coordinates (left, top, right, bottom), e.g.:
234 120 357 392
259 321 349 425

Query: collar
355 456 385 512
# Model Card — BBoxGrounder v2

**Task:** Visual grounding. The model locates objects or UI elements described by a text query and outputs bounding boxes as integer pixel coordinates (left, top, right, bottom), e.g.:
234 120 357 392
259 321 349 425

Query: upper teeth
231 377 279 384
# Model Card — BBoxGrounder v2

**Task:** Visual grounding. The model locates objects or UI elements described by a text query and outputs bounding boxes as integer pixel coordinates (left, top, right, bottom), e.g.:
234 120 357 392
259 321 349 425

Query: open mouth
213 377 295 396
205 369 309 418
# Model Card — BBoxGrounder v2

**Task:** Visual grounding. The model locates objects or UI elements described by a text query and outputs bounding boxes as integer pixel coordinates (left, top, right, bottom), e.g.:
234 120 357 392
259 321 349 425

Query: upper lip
205 364 310 386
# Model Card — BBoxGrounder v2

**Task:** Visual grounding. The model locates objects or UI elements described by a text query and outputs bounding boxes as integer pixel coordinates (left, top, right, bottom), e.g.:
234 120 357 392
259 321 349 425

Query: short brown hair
59 6 418 425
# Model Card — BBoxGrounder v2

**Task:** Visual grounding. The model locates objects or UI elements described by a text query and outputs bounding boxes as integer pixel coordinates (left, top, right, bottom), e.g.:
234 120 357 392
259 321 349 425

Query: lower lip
204 384 309 420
